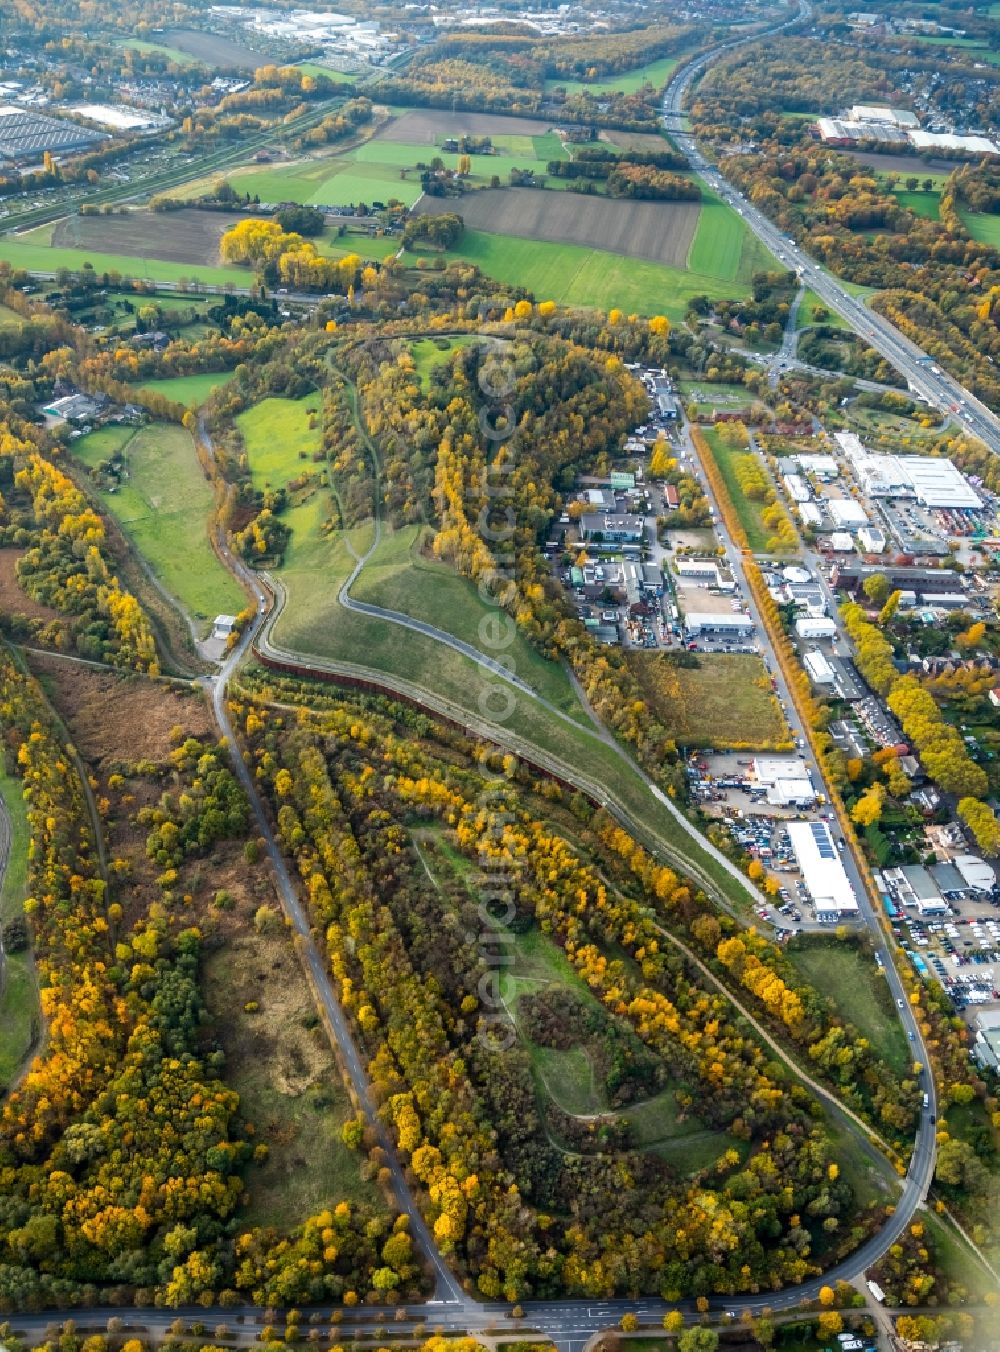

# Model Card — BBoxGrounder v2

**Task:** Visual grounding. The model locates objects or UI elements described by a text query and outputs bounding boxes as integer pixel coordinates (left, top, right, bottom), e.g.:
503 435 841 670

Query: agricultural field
910 34 1000 64
156 27 272 69
544 55 680 94
958 208 1000 247
53 209 246 266
599 129 674 152
414 188 701 268
0 762 34 1090
132 371 234 407
0 221 248 288
71 421 244 632
845 151 960 183
377 109 556 143
626 650 789 749
115 37 202 66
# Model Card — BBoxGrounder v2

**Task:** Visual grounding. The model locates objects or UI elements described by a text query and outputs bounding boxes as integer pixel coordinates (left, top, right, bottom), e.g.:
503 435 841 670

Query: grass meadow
72 422 244 630
132 371 234 407
0 763 35 1089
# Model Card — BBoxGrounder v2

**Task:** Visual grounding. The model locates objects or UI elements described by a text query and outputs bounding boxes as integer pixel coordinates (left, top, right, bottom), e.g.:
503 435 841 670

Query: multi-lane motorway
664 3 1000 455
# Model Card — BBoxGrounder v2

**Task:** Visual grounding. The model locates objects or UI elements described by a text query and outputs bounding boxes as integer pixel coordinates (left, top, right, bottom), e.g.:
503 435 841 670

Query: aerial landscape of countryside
0 0 998 1350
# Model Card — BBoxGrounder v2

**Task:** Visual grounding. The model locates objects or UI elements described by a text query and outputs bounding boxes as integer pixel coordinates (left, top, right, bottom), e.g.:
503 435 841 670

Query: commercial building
783 473 810 504
799 502 823 528
858 525 886 553
973 1011 1000 1073
829 532 856 552
684 612 754 637
837 432 983 508
828 498 869 530
787 820 860 921
885 864 949 915
795 616 837 639
752 757 816 804
816 118 908 146
850 105 920 128
580 513 644 543
804 649 835 685
956 854 997 893
676 558 722 581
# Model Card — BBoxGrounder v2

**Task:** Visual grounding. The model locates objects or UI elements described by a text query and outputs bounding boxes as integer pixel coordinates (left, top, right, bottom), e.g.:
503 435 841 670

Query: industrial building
787 820 860 921
816 117 908 146
580 513 645 543
684 612 754 637
795 616 837 639
974 1010 1000 1073
828 498 869 530
794 454 839 479
0 105 105 162
858 525 886 553
799 502 823 528
804 649 835 685
955 854 996 893
831 562 961 597
850 105 920 128
783 473 810 504
884 864 949 916
752 757 816 807
829 532 855 552
910 129 1000 156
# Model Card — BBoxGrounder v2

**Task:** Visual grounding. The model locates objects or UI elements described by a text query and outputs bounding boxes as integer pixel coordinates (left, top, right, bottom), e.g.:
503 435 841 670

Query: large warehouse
0 105 105 163
842 441 983 509
787 821 859 922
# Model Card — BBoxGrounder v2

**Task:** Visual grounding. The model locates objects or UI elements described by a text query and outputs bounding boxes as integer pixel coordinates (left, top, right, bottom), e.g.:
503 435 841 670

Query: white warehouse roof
828 498 868 528
851 104 919 127
910 130 1000 155
753 757 811 785
787 820 859 917
783 473 810 503
904 456 983 509
829 532 856 552
955 855 996 892
799 502 823 526
796 616 837 638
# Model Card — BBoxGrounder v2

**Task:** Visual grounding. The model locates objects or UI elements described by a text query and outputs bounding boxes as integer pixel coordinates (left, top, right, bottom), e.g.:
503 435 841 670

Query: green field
895 189 941 221
958 207 1000 247
687 189 775 283
0 303 23 328
0 223 249 287
237 395 322 497
785 936 911 1076
133 371 234 407
796 289 849 330
407 228 760 321
295 62 358 83
910 34 1000 64
351 524 587 721
407 335 476 387
116 36 202 65
544 55 680 94
0 763 34 1090
72 422 244 631
627 650 790 749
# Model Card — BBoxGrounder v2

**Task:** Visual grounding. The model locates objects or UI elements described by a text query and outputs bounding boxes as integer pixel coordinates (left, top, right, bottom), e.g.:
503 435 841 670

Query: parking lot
688 751 846 931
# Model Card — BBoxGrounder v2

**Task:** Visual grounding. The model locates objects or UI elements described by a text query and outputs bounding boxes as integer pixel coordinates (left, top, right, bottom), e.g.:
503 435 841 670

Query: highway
662 0 950 1291
663 2 1000 453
